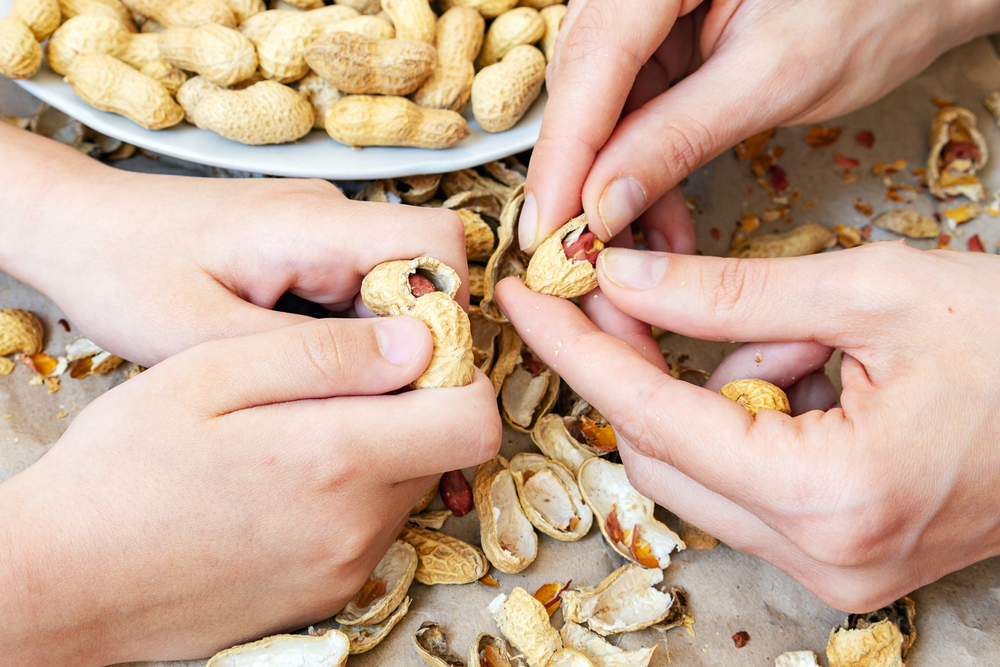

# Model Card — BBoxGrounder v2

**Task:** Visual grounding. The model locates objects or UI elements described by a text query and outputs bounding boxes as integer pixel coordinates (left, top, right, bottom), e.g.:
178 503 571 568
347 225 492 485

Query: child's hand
496 242 1000 612
0 121 468 366
0 318 501 665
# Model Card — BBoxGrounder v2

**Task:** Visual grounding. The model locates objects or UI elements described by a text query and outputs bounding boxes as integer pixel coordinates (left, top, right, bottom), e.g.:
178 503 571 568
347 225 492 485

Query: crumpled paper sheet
3 37 1000 667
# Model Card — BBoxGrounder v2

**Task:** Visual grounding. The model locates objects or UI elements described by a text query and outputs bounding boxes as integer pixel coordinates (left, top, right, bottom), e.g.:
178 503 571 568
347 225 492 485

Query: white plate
4 0 544 179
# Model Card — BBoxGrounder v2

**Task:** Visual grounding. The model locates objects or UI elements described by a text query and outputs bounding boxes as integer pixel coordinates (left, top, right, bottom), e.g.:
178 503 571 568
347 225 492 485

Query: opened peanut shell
510 453 592 541
488 587 562 667
336 539 417 626
206 630 349 667
474 456 537 573
339 596 411 654
561 564 676 636
524 214 602 298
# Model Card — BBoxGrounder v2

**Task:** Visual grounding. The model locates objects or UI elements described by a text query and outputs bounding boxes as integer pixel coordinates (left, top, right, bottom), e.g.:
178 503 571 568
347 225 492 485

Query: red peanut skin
562 232 601 265
440 469 473 517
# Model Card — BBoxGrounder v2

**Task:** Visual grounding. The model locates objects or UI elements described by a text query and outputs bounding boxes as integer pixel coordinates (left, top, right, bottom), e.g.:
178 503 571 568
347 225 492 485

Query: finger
519 0 682 252
637 187 695 255
596 243 916 353
253 371 501 482
165 317 434 415
785 369 839 416
704 342 834 392
579 288 668 373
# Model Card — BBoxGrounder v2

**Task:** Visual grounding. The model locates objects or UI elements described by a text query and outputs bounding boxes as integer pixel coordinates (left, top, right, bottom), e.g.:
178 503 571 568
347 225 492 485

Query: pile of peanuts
0 0 567 147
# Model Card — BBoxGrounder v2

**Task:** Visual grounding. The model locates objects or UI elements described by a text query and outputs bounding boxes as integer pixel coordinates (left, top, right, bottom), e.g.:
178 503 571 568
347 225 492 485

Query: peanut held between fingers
525 214 604 298
719 378 791 415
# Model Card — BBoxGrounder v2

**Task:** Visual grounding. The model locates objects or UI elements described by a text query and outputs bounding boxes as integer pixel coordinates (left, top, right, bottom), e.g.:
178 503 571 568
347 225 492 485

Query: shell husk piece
361 257 461 316
677 520 719 550
409 293 475 389
501 363 559 432
719 378 791 415
470 306 501 374
30 104 85 148
871 209 939 239
525 215 598 298
727 222 837 258
482 159 526 186
408 509 452 530
827 619 904 667
340 595 411 653
441 168 512 207
413 621 466 667
510 452 592 541
468 633 527 667
489 324 521 395
442 189 501 219
577 458 684 569
473 455 538 574
984 90 1000 126
481 184 527 324
561 564 674 636
398 173 442 204
205 630 350 667
775 651 821 667
546 649 594 667
560 622 656 667
0 309 45 356
531 414 598 474
653 584 693 632
469 264 485 298
488 588 563 667
457 206 498 260
926 106 988 201
400 525 489 584
847 597 916 659
65 336 104 361
336 540 416 626
411 479 439 514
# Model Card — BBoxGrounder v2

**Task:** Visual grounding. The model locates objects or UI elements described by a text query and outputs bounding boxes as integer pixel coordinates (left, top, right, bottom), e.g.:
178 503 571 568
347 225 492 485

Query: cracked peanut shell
827 619 904 667
468 633 526 667
413 622 466 667
577 457 685 569
481 184 529 323
927 106 988 201
525 215 600 298
400 525 489 584
0 309 44 356
720 378 791 415
488 587 562 667
560 622 656 667
510 452 592 541
336 539 416 626
473 455 537 574
871 209 939 239
335 597 411 654
531 414 598 474
561 564 676 636
205 630 349 667
470 306 501 374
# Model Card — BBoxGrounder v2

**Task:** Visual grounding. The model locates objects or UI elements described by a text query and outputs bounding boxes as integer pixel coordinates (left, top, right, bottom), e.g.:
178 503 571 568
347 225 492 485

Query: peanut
304 4 361 28
382 0 434 44
59 0 136 32
0 309 45 356
518 0 562 7
325 95 469 149
120 0 236 28
248 11 318 82
118 31 159 68
334 0 382 15
0 16 42 79
438 0 517 19
305 33 435 96
47 13 129 75
320 15 394 40
158 24 257 86
66 53 184 129
411 6 483 112
294 71 344 129
719 378 791 415
188 79 315 144
176 75 222 122
278 0 322 7
471 44 545 133
12 0 61 41
221 0 264 24
236 7 287 43
396 173 441 204
538 2 565 62
476 6 543 69
139 58 187 93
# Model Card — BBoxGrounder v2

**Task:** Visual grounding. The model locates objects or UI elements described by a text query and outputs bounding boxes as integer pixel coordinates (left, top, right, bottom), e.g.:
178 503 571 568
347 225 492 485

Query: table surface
2 37 1000 667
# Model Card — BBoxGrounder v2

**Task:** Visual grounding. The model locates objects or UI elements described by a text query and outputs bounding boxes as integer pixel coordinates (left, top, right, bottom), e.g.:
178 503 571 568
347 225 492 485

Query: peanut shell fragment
336 539 416 626
827 619 904 667
468 633 525 667
473 455 538 574
400 525 489 584
525 214 602 298
562 564 676 636
677 519 719 550
411 479 439 514
489 587 563 667
720 378 791 415
560 622 656 667
482 185 529 323
871 209 939 239
0 309 44 356
337 596 411 654
775 652 821 667
413 622 466 667
205 630 349 667
510 452 592 541
530 414 597 474
546 650 593 667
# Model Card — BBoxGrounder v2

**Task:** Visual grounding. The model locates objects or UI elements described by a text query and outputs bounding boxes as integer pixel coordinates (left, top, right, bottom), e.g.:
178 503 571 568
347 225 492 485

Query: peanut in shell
121 0 237 29
12 0 61 41
538 3 565 62
47 13 130 75
400 525 489 585
927 106 988 201
191 80 315 145
157 23 257 86
306 32 436 95
0 16 42 79
65 54 184 130
472 44 545 133
475 6 543 69
727 222 836 259
412 6 483 112
719 378 791 415
438 0 518 20
382 0 435 43
325 95 471 149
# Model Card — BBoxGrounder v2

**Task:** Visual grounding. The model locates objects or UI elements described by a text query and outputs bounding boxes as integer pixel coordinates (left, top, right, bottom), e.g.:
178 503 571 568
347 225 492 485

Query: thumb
163 316 433 416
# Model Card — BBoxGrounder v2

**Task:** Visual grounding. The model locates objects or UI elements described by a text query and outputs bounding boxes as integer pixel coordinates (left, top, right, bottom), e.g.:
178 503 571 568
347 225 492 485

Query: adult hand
0 121 468 367
519 0 1000 253
0 318 501 665
495 242 1000 611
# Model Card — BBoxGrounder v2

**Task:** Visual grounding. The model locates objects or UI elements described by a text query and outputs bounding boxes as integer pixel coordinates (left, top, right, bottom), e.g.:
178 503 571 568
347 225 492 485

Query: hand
495 242 1000 611
0 317 501 665
518 0 1000 253
0 121 468 367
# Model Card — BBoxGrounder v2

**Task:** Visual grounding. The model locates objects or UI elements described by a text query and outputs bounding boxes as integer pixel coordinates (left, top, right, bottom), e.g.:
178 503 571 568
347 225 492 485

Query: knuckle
706 258 765 320
655 118 711 183
298 320 351 392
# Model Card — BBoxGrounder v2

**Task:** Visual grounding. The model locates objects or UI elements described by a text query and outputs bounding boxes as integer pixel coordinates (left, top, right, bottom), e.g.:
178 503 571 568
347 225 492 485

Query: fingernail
644 229 672 253
598 177 646 237
599 248 668 290
375 317 426 366
518 192 538 251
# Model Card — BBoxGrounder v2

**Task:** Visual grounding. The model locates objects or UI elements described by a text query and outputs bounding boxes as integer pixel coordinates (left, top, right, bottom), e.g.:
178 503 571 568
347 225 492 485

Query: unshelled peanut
65 53 184 130
222 0 264 23
471 44 545 132
382 0 435 44
247 11 318 82
118 31 159 68
305 33 436 96
439 0 517 19
46 13 129 75
411 6 483 112
120 0 236 28
321 15 394 39
325 95 469 148
139 58 187 94
59 0 136 32
538 2 565 62
476 6 543 69
188 79 315 144
12 0 61 41
0 15 42 79
334 0 381 14
158 24 257 86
